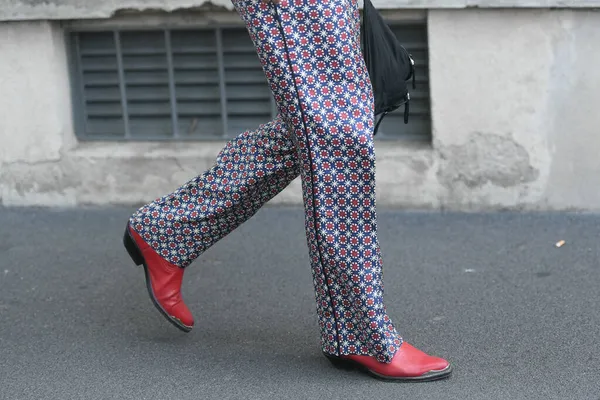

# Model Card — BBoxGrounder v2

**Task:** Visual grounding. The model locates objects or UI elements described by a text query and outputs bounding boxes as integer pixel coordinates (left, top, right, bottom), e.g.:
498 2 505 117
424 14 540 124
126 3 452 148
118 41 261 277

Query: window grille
68 22 430 141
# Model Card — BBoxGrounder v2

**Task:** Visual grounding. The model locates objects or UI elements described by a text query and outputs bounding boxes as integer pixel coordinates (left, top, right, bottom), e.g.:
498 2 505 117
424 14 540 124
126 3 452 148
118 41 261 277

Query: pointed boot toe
326 342 451 382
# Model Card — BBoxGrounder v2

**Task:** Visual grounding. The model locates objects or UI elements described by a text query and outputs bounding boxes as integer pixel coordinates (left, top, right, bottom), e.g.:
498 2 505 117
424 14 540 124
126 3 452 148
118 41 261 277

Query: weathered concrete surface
428 9 600 210
542 10 600 209
0 22 72 166
0 21 78 206
1 0 600 22
2 9 600 210
0 140 439 208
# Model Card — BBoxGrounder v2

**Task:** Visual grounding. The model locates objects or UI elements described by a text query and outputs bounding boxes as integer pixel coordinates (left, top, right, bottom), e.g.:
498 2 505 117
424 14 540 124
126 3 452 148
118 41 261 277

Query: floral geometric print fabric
129 0 402 363
130 116 300 265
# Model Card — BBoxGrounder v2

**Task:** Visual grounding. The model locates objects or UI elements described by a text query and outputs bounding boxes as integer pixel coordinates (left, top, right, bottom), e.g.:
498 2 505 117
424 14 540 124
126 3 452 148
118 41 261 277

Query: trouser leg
129 115 300 267
232 0 402 362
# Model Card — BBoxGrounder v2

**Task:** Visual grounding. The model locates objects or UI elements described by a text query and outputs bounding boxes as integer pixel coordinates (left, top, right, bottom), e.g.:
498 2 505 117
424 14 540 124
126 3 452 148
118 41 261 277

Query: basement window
67 20 430 142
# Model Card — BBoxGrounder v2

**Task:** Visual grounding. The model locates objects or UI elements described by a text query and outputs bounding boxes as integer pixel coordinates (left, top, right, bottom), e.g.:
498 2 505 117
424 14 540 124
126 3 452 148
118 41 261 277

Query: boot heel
324 354 354 370
123 227 144 266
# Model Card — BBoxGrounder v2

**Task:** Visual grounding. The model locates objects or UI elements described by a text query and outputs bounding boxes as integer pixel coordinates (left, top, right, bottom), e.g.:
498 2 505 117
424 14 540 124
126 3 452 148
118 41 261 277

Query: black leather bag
361 0 416 135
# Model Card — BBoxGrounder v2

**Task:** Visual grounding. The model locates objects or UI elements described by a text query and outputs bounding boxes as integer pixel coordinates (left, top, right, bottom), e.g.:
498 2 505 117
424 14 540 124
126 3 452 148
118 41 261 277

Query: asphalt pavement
1 206 600 400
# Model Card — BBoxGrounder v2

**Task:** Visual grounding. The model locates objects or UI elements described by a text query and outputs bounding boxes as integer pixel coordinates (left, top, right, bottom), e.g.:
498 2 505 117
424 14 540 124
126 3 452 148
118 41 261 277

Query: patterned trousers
129 0 402 362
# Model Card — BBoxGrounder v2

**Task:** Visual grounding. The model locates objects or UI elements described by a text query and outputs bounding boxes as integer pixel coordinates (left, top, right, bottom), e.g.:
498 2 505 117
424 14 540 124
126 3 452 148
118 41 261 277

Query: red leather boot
326 342 451 381
123 224 194 332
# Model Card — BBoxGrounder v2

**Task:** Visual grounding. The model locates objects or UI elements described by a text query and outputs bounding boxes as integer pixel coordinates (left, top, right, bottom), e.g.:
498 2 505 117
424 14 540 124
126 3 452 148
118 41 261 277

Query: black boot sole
324 353 452 382
123 225 192 333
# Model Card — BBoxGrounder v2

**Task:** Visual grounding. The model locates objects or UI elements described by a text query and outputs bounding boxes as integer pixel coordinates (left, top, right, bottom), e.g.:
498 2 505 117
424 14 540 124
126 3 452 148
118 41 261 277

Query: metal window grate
68 23 430 141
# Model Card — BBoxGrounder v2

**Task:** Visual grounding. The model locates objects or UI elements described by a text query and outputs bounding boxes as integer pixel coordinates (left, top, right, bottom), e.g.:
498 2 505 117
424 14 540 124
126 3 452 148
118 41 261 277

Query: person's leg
124 115 300 331
230 0 450 380
231 0 399 360
129 115 299 267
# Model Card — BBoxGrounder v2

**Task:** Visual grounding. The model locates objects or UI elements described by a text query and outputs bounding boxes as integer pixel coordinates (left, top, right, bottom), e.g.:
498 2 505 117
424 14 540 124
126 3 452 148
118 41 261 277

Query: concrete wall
0 21 79 206
428 9 600 210
1 0 599 21
1 9 600 210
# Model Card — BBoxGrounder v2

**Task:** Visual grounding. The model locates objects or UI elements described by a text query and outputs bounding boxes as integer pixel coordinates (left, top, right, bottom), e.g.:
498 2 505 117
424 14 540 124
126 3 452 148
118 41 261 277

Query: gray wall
429 9 600 210
1 0 600 21
1 7 600 209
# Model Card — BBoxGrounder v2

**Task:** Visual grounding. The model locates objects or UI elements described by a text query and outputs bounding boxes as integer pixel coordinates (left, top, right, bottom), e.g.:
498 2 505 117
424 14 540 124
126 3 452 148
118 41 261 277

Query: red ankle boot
123 224 194 332
326 342 451 381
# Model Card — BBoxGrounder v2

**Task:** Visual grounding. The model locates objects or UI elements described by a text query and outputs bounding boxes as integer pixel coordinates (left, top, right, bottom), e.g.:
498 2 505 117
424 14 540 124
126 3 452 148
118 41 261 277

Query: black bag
361 0 416 136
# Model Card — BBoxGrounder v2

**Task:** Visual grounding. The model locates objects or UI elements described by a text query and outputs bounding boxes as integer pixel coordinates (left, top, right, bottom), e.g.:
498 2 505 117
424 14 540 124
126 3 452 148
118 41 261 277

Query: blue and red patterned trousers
129 0 402 362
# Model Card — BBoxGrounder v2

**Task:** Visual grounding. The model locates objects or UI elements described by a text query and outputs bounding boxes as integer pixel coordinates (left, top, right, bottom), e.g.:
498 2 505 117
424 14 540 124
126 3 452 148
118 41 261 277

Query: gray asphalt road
1 206 599 400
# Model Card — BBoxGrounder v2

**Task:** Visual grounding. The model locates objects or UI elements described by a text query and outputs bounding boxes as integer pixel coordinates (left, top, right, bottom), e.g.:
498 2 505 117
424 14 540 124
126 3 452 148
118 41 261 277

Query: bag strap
373 111 388 136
